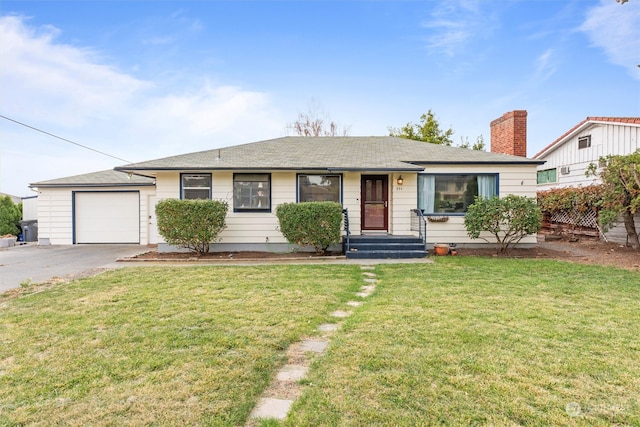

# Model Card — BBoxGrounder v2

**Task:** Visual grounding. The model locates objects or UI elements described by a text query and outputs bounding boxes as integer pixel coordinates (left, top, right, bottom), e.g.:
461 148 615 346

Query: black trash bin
19 220 38 242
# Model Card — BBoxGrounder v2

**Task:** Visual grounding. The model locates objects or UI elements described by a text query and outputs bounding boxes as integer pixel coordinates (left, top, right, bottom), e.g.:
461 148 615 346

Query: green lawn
0 265 362 426
1 260 639 426
288 258 640 426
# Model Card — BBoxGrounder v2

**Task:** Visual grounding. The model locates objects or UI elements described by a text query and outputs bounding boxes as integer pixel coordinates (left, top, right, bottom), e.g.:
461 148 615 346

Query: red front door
361 175 388 231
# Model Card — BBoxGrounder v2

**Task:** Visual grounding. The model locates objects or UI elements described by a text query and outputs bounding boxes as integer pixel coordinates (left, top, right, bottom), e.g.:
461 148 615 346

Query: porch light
396 175 404 185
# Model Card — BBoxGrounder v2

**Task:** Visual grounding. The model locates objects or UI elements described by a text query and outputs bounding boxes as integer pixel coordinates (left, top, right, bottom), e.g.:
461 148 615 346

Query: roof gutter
115 166 425 172
410 160 546 166
29 182 156 189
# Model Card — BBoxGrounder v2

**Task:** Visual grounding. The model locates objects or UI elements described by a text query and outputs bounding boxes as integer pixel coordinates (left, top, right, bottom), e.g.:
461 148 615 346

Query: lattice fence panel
550 209 598 228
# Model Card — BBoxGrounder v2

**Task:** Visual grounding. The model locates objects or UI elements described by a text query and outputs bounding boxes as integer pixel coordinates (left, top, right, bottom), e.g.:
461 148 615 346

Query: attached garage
74 191 140 243
30 170 156 245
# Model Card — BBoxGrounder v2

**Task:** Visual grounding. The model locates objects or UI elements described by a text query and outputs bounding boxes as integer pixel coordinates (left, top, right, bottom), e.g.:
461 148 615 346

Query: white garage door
75 192 140 243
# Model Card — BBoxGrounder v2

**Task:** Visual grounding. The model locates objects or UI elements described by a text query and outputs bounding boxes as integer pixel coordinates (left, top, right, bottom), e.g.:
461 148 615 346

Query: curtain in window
418 175 435 212
477 175 496 199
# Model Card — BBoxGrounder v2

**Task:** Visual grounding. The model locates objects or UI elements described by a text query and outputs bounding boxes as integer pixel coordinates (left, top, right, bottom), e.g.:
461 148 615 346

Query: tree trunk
622 209 640 250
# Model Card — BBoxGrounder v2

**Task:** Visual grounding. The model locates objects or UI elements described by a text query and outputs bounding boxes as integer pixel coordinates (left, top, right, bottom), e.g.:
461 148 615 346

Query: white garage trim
73 191 140 244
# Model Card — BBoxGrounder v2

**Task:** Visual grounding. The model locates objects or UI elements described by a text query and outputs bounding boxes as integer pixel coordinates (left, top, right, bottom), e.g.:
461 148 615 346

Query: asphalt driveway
0 244 148 292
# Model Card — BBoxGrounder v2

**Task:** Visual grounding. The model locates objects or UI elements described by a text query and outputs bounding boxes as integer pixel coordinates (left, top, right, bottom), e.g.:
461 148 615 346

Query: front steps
344 235 428 259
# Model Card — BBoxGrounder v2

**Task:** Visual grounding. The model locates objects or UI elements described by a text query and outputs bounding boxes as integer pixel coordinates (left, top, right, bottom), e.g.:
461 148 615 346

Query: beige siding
37 187 154 245
36 189 73 245
155 171 300 245
218 171 295 244
342 172 362 233
155 172 181 199
341 172 417 236
152 172 187 245
152 164 538 248
390 172 417 235
420 164 538 245
137 187 155 245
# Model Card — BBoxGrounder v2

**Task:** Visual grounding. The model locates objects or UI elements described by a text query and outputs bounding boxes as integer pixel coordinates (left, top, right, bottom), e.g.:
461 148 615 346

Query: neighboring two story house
533 117 640 243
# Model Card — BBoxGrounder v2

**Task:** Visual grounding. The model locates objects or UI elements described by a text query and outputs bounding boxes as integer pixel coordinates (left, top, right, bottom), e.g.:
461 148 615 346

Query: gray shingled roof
30 170 155 188
115 136 542 172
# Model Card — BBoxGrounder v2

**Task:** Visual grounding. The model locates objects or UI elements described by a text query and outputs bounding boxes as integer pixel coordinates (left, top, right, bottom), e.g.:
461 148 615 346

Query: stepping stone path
318 323 339 332
276 365 308 381
246 264 379 425
300 339 329 353
331 310 351 318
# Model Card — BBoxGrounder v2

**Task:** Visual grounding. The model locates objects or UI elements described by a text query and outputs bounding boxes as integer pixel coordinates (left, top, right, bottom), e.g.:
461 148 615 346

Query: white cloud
0 15 149 126
580 0 640 79
420 0 493 57
0 15 283 195
535 49 557 81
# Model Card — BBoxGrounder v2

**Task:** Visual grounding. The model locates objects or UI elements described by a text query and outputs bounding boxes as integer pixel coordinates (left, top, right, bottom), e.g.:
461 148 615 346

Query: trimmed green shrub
0 195 21 236
464 195 541 254
155 199 228 255
276 202 343 254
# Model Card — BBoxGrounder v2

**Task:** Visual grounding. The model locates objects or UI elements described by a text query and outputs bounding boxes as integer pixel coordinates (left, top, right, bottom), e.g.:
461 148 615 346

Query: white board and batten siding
535 121 640 245
537 122 640 191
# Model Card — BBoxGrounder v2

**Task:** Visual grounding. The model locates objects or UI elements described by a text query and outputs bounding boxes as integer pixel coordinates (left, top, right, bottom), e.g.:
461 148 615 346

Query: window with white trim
418 174 497 214
537 168 557 184
578 135 591 149
297 174 342 203
181 174 211 200
233 173 271 211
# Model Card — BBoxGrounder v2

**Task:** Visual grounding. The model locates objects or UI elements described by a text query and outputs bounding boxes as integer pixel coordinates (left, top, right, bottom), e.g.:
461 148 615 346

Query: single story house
30 110 543 254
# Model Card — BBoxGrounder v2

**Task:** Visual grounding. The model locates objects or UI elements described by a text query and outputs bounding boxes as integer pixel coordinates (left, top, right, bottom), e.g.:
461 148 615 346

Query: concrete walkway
246 264 379 424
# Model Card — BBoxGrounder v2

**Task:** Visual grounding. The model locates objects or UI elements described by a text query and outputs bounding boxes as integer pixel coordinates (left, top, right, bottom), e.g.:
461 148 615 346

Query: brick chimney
490 110 527 157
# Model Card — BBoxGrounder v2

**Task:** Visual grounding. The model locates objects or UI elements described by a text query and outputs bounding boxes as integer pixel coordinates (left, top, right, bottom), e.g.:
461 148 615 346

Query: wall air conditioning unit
560 166 570 175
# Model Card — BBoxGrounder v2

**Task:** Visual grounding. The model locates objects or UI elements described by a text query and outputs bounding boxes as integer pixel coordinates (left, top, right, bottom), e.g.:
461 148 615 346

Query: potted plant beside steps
433 243 450 256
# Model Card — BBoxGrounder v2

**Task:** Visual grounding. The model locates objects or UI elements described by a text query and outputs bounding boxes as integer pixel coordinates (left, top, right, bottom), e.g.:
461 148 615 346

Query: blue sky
1 0 639 196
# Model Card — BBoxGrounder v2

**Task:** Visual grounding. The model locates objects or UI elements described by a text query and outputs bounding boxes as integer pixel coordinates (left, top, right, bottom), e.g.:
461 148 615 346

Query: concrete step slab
300 339 328 353
318 323 339 332
249 397 293 420
276 365 308 382
331 310 351 318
